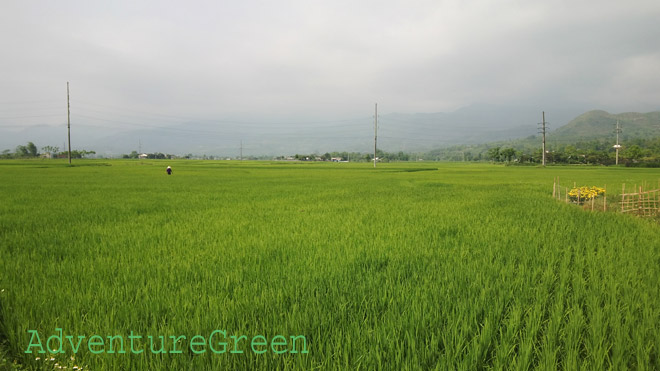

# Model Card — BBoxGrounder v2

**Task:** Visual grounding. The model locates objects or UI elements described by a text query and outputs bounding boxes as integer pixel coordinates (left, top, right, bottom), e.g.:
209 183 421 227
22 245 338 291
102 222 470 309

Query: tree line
121 151 177 159
6 138 660 166
425 137 660 166
277 150 414 162
1 142 95 159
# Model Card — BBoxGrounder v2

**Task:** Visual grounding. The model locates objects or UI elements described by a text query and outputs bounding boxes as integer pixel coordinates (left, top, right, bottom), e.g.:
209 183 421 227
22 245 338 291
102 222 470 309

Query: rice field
1 160 659 370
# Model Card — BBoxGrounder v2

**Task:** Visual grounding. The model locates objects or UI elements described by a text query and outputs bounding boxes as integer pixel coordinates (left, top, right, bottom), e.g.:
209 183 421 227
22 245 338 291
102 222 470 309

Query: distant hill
549 110 660 142
3 106 653 157
426 110 660 160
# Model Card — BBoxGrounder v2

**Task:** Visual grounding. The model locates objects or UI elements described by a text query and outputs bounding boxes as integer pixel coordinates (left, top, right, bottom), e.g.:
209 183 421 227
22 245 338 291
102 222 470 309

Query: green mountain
550 110 660 142
426 110 660 161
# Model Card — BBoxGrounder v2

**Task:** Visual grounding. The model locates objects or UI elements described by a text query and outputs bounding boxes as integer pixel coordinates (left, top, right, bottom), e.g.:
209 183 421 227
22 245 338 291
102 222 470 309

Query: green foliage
13 145 29 158
285 150 412 162
500 148 516 162
487 146 501 161
552 111 660 142
1 143 99 160
25 142 38 157
41 146 59 158
123 151 140 159
425 111 660 165
1 161 659 369
121 152 177 160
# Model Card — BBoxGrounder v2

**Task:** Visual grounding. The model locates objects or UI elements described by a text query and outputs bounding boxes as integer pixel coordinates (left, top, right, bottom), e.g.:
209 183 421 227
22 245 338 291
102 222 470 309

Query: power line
75 99 373 127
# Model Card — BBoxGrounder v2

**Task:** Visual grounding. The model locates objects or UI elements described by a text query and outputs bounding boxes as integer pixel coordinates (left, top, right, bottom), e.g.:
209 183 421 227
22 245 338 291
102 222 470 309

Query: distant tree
129 151 139 159
1 149 11 159
500 148 516 162
517 151 532 163
15 145 28 157
583 150 603 165
41 146 59 158
486 147 501 162
563 145 578 164
70 150 96 159
26 142 38 157
624 145 644 162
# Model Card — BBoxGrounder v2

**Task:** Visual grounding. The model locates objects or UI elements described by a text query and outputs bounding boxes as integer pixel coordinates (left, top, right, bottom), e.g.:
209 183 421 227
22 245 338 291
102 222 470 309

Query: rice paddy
1 160 659 370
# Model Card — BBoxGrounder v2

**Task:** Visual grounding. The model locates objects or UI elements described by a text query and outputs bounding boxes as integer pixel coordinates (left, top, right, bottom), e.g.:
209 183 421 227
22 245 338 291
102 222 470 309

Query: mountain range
1 104 658 157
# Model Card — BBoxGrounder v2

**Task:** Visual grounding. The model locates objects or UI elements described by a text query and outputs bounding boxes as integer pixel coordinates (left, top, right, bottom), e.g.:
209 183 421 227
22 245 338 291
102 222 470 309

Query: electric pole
374 103 378 168
614 120 622 165
240 140 243 161
538 111 547 167
67 82 72 164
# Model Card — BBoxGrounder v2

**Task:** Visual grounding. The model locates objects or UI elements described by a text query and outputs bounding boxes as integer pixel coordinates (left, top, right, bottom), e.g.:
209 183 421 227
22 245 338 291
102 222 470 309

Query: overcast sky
1 0 659 129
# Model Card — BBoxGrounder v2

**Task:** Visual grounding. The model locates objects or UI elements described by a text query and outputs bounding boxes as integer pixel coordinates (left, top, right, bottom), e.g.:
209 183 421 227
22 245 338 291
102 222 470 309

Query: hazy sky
2 0 659 128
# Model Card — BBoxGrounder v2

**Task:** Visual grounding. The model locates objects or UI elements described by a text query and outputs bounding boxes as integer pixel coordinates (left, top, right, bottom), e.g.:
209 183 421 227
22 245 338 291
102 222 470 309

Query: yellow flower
568 186 605 203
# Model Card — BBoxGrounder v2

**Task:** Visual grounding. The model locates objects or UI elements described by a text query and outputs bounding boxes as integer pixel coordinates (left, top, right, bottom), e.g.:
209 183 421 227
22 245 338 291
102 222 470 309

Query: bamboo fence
620 183 660 217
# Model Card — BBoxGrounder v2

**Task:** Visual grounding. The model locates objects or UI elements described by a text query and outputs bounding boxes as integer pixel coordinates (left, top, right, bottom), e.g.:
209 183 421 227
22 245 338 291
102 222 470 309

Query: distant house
331 157 342 162
138 153 148 159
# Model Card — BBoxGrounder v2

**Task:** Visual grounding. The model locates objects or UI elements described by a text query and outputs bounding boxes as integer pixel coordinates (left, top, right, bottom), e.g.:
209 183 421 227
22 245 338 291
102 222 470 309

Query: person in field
166 166 172 175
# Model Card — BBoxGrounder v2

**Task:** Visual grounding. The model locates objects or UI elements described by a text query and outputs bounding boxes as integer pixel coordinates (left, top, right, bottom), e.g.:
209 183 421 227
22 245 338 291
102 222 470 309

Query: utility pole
374 103 378 168
614 120 622 165
139 139 142 154
67 82 72 164
240 140 243 161
539 111 547 167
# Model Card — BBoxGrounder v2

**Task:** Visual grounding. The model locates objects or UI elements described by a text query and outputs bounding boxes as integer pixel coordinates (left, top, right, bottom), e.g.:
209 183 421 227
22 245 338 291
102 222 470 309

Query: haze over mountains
1 103 602 157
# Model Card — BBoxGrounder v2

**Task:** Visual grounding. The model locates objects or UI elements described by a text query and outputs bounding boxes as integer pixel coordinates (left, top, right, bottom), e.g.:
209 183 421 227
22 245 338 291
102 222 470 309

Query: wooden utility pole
67 82 72 164
374 103 378 168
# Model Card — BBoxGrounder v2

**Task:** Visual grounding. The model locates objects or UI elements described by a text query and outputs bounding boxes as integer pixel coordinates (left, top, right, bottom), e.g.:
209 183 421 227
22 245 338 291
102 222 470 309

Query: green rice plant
0 160 659 369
